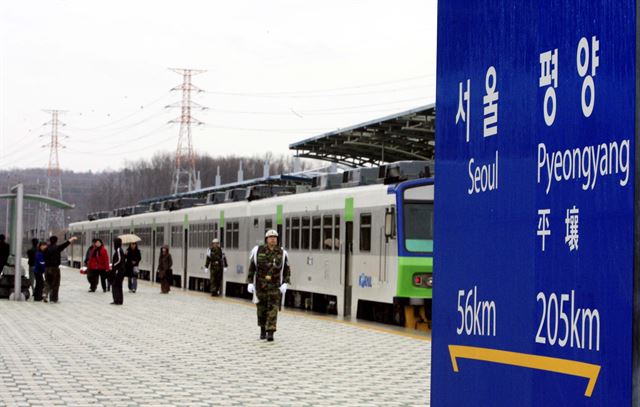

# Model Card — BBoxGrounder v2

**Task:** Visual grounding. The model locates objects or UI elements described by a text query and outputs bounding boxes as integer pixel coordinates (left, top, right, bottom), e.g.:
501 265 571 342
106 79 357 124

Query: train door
277 224 282 246
343 221 354 317
79 232 85 267
151 230 156 283
183 228 188 289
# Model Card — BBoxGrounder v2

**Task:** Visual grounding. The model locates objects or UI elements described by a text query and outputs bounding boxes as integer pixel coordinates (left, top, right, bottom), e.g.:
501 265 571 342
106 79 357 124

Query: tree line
0 152 312 235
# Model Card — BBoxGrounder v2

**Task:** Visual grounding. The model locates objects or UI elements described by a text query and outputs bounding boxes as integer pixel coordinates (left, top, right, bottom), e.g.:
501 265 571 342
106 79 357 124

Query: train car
68 167 433 328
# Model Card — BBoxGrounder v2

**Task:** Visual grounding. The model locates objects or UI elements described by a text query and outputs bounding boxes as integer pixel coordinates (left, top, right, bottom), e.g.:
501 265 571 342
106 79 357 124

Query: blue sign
432 2 635 406
359 273 372 288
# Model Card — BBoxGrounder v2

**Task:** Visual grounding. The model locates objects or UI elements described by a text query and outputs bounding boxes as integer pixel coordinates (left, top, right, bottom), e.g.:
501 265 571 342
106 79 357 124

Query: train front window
403 201 433 253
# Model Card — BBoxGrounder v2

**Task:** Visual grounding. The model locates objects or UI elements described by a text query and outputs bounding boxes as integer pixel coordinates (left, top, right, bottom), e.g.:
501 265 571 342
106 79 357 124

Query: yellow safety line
448 345 600 397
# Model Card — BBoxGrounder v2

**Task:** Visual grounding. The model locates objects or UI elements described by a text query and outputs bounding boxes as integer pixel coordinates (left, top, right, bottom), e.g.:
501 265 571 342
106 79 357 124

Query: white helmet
212 238 219 244
265 229 279 238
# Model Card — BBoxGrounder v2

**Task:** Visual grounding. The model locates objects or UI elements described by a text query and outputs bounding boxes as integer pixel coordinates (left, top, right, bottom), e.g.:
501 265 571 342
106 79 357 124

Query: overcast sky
0 0 437 172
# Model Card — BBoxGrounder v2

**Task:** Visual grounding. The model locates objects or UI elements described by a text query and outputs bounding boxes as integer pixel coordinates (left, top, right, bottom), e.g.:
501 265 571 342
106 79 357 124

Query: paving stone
0 267 430 406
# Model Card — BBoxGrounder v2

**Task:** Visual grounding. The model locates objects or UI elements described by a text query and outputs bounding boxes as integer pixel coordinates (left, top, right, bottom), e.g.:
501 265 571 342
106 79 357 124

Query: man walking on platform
204 238 227 296
247 229 291 342
110 238 126 305
43 235 77 303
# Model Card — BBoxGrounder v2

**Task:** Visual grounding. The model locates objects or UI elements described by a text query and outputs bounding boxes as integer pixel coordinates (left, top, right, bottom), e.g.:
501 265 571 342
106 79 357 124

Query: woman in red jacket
87 239 110 293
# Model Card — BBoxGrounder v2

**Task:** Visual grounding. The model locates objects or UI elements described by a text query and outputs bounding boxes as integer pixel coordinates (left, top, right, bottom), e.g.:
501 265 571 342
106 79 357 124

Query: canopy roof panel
289 104 435 167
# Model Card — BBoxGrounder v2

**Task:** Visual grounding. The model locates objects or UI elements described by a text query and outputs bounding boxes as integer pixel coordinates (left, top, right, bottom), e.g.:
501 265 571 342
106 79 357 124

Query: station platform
0 267 431 407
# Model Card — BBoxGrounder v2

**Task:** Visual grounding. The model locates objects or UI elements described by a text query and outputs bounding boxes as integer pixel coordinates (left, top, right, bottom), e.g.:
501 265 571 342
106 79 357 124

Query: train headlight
412 273 432 288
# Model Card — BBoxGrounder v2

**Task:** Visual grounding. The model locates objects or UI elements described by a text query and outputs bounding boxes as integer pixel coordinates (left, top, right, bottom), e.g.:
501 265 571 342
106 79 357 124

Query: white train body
69 180 433 319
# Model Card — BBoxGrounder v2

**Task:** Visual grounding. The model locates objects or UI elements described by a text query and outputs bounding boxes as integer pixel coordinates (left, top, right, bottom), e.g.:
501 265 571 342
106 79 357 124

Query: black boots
259 327 275 341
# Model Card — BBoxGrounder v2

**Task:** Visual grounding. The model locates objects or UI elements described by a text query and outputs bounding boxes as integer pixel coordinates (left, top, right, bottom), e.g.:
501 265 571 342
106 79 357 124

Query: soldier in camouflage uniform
204 238 227 296
247 229 291 342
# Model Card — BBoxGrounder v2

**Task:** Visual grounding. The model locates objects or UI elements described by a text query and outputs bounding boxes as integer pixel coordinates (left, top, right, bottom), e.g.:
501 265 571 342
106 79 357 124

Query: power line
65 123 169 153
206 83 434 99
69 92 171 131
65 133 177 157
204 74 434 96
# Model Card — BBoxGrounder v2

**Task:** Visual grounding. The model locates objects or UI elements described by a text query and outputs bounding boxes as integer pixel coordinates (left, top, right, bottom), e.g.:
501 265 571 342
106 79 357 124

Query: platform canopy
289 104 435 167
0 193 75 210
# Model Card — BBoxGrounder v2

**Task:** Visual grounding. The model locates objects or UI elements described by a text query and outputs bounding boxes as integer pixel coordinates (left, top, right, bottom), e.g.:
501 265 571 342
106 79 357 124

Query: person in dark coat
0 234 9 274
33 241 47 301
111 238 125 305
43 235 77 303
125 242 141 293
27 238 39 295
84 239 97 290
87 239 109 293
157 245 172 294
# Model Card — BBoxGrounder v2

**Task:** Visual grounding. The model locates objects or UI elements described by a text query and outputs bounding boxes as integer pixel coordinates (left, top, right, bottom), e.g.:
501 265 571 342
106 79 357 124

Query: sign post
432 1 638 405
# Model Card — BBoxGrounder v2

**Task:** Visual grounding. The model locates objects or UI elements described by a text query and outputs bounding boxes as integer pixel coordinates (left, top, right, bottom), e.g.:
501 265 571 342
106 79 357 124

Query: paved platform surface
0 267 431 407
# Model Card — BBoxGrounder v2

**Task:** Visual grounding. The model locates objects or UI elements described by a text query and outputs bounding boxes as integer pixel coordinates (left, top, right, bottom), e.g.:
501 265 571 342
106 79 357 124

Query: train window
225 222 232 249
156 227 164 247
232 222 239 249
205 223 211 244
359 214 371 252
291 218 300 250
171 225 182 248
301 217 311 250
224 222 239 249
253 218 259 228
265 219 273 233
284 218 290 249
334 216 340 250
403 201 434 253
220 226 225 247
311 216 321 250
323 215 333 250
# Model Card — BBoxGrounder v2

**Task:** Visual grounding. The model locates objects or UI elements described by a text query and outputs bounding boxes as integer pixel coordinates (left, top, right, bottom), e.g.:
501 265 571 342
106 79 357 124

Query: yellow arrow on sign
449 345 601 397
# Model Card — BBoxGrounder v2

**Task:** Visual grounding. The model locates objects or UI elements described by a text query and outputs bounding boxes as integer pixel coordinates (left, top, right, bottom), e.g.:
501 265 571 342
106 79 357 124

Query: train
68 161 434 329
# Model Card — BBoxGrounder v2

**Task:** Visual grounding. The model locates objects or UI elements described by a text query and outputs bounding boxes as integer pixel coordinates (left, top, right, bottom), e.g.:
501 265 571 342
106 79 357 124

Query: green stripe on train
396 256 433 299
344 197 354 222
